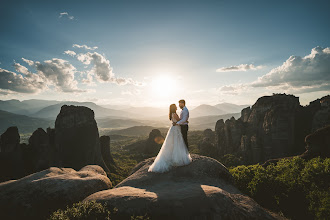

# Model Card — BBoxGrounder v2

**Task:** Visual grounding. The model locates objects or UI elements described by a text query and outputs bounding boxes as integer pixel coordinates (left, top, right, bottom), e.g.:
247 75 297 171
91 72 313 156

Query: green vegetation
217 154 243 167
229 157 330 220
48 200 150 220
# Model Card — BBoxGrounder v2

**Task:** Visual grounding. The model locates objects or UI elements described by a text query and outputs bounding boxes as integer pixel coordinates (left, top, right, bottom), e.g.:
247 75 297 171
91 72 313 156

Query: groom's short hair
179 99 185 105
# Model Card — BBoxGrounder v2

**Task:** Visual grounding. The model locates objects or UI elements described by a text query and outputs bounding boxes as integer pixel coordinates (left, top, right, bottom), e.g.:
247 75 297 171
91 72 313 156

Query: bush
218 154 242 167
48 200 150 220
48 200 112 220
229 157 330 220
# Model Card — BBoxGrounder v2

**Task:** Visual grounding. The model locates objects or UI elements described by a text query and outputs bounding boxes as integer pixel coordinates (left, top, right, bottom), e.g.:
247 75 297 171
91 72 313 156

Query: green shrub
229 157 330 220
218 154 242 167
48 200 150 220
48 200 112 220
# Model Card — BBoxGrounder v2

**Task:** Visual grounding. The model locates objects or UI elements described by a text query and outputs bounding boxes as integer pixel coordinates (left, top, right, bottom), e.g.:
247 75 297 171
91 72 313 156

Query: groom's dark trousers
180 124 189 150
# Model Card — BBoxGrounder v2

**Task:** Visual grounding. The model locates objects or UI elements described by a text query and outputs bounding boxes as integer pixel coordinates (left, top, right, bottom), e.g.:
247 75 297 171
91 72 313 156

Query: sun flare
151 75 177 97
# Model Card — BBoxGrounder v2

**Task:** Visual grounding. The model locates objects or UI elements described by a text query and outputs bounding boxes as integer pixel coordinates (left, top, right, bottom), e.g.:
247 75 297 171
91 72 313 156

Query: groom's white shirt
177 106 189 125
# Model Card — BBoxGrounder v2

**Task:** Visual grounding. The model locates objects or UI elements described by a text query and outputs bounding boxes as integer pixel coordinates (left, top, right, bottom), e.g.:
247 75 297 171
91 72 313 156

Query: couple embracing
148 99 192 173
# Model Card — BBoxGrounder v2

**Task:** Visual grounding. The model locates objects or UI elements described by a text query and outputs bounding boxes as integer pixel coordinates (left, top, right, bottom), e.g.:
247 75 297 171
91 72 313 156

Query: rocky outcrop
198 129 217 157
0 126 20 152
125 129 164 156
145 129 164 154
0 105 118 183
0 126 24 182
0 165 111 220
263 125 330 166
215 94 330 164
100 135 117 173
84 154 281 220
303 124 330 158
215 116 244 156
54 105 109 173
28 128 52 171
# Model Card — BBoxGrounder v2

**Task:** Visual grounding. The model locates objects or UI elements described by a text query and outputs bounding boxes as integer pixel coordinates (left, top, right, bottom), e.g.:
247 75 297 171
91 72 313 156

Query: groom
172 99 189 150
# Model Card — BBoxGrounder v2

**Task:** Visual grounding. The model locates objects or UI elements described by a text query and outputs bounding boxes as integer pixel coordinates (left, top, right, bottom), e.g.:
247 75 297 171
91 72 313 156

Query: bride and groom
148 99 192 173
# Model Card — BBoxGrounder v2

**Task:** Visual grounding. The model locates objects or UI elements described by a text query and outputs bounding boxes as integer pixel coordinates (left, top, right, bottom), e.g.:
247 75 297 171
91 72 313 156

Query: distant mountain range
0 99 61 115
0 99 250 134
190 103 250 117
29 101 133 119
0 99 249 119
0 109 53 133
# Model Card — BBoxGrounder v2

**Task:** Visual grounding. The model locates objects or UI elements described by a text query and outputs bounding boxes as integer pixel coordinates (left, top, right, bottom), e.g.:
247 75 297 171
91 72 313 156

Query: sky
0 0 329 107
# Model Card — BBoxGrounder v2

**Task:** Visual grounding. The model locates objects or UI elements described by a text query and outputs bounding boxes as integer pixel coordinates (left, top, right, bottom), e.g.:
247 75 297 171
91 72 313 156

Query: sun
151 75 177 97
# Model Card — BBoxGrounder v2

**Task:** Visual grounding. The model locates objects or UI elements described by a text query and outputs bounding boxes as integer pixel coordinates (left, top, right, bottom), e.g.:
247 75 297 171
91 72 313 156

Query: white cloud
32 58 86 93
76 51 143 86
63 50 76 56
216 46 330 97
251 46 330 93
0 68 47 94
81 71 96 86
0 57 88 94
216 64 263 72
73 44 98 50
59 12 74 20
13 62 30 75
22 57 34 66
0 44 144 96
218 84 249 95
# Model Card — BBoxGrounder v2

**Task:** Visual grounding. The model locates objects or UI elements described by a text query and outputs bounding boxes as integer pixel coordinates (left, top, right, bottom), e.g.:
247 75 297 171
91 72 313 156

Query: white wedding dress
148 113 192 173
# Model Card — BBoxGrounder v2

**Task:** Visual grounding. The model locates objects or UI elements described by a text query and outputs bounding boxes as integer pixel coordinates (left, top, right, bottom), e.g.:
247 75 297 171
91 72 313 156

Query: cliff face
262 125 330 167
215 94 330 164
54 105 109 172
0 105 117 183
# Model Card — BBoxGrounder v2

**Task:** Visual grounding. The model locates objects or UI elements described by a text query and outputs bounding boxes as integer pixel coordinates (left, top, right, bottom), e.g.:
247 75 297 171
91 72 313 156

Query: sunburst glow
151 75 177 98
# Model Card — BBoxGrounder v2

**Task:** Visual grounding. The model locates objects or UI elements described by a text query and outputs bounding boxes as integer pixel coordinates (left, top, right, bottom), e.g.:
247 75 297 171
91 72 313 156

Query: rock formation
0 126 20 152
84 154 281 220
54 105 109 173
263 125 330 166
0 105 118 183
125 129 164 156
198 129 217 157
0 165 111 220
100 135 117 173
0 126 24 182
28 128 52 171
215 94 330 164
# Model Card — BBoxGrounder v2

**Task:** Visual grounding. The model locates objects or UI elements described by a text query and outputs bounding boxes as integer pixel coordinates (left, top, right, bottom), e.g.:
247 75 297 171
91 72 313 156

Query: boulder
0 165 111 220
84 154 280 219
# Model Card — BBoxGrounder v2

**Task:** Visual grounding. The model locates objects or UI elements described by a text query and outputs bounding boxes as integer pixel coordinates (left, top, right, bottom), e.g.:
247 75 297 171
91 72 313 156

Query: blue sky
0 0 329 107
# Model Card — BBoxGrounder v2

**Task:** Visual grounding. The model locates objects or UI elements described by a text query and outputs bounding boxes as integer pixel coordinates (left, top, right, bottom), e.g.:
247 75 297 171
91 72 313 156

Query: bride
148 104 192 173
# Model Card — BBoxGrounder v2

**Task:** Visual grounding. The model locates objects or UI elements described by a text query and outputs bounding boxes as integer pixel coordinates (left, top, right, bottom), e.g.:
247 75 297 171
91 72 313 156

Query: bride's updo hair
169 104 177 120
